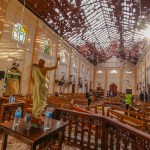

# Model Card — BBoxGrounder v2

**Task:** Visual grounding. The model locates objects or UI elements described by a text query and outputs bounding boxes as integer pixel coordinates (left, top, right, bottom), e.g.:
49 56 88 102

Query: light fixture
126 70 132 74
142 25 150 38
97 70 103 73
110 70 117 74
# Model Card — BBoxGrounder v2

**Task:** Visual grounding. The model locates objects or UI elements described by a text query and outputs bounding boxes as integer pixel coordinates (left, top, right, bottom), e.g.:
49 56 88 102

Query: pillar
119 68 123 93
104 69 108 96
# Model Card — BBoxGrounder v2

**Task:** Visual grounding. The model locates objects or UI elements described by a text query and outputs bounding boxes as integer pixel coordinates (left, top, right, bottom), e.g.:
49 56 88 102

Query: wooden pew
61 97 73 104
0 97 9 103
70 105 94 114
73 98 87 106
143 108 150 131
111 106 145 121
48 101 71 109
0 101 25 123
85 104 105 116
48 93 88 107
107 109 146 131
17 97 32 110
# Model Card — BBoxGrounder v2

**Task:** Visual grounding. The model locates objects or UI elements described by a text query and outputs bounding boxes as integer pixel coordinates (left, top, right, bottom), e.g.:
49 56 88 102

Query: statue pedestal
31 122 43 129
30 115 44 128
26 108 44 128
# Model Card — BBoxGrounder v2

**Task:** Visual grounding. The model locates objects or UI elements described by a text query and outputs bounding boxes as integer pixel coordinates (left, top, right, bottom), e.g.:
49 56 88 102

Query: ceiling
19 0 150 65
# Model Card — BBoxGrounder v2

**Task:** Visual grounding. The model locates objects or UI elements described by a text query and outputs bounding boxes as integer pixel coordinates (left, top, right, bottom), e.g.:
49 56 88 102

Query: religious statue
31 57 60 125
5 62 21 96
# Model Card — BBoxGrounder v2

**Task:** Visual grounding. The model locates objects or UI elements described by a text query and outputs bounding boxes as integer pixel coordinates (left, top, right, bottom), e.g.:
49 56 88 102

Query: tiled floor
0 134 79 150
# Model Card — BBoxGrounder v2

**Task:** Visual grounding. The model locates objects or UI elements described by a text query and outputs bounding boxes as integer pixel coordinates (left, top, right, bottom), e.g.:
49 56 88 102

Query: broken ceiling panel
19 0 150 65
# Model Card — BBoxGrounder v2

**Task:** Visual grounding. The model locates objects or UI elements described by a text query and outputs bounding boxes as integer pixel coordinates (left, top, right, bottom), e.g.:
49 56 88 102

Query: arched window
60 50 66 64
87 67 89 74
73 58 77 69
12 23 26 44
81 64 85 73
44 40 51 55
110 70 117 74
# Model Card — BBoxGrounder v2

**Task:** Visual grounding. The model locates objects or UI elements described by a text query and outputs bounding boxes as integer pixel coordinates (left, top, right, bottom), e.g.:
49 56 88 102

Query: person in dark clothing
86 89 92 107
145 91 148 102
140 91 144 101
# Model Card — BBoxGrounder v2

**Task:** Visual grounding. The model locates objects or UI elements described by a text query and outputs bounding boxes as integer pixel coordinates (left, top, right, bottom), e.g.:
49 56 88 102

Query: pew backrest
0 101 25 123
107 109 146 131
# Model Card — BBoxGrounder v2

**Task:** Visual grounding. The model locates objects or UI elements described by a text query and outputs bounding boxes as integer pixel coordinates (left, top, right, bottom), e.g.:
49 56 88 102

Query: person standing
110 91 113 97
107 91 110 97
86 89 92 107
145 91 148 102
140 91 144 101
125 90 133 110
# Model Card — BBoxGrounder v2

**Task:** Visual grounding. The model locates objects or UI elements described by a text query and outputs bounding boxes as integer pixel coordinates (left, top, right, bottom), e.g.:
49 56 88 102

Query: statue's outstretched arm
44 57 60 72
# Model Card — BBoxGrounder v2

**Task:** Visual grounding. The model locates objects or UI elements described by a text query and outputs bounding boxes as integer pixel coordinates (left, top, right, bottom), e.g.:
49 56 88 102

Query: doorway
109 83 117 96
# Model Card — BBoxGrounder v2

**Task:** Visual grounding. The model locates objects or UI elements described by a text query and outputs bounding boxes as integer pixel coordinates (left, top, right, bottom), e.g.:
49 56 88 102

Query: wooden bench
48 96 73 105
111 106 145 121
17 97 33 110
107 109 146 131
48 101 71 109
0 97 9 103
143 108 150 131
72 99 87 106
85 104 105 116
70 105 94 114
0 101 25 123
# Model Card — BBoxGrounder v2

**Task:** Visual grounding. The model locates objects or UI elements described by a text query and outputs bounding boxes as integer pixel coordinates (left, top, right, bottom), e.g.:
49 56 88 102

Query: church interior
0 0 150 149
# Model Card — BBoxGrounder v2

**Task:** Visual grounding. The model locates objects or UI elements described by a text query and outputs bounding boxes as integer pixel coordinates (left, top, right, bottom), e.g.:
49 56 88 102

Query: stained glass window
87 67 89 74
12 23 26 44
44 41 51 55
60 50 66 63
81 64 85 73
73 58 77 69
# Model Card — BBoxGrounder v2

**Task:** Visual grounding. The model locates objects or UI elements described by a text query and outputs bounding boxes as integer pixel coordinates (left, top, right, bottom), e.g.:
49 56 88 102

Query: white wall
95 56 136 95
0 0 38 96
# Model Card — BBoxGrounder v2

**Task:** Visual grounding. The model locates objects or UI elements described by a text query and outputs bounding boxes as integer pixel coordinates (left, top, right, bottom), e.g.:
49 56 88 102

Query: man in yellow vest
125 90 133 110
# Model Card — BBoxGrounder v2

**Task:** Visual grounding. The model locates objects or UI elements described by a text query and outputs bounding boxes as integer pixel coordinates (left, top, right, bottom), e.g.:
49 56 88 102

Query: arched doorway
109 83 117 96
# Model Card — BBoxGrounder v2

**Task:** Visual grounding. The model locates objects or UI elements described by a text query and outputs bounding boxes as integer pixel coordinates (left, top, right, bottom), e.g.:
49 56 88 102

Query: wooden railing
54 108 150 150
